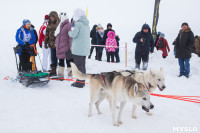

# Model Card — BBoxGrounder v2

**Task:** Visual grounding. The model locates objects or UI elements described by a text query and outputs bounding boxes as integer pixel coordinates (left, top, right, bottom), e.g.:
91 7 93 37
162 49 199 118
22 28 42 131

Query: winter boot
58 66 65 78
142 62 148 70
88 55 91 59
67 67 72 78
135 64 140 70
49 65 57 77
98 53 102 61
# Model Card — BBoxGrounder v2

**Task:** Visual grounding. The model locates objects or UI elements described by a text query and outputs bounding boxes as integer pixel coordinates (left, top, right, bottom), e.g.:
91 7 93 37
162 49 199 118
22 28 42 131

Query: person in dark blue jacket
96 24 104 61
133 24 154 70
15 19 36 72
88 25 98 59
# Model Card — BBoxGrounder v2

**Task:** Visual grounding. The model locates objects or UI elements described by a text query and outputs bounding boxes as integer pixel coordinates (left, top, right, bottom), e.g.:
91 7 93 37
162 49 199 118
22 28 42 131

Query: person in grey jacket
68 8 90 88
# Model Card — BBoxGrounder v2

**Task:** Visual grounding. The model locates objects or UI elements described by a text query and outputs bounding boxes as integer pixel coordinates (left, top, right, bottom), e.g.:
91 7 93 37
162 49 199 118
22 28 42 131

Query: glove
24 43 30 51
45 43 48 49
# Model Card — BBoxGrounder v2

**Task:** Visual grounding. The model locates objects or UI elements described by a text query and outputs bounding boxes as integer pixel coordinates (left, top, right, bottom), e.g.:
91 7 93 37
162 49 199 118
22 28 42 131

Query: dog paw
98 112 103 115
146 112 153 116
113 123 120 127
132 115 137 119
118 120 123 125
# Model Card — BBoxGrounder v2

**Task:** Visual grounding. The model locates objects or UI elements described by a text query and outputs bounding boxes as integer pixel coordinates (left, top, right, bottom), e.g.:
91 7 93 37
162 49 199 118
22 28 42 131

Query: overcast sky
0 0 200 45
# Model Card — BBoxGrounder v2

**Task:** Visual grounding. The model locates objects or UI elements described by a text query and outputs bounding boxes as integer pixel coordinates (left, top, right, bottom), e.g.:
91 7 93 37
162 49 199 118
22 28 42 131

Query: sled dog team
71 63 166 126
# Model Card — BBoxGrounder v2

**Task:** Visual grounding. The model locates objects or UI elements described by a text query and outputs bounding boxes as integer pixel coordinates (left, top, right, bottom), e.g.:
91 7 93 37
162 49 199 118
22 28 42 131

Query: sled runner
13 47 50 87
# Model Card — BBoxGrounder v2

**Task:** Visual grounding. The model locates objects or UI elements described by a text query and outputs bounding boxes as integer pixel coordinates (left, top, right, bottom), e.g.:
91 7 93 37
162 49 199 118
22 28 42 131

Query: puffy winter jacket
174 28 194 58
55 19 72 59
156 38 170 57
133 24 154 56
90 25 97 44
106 31 117 52
68 16 90 56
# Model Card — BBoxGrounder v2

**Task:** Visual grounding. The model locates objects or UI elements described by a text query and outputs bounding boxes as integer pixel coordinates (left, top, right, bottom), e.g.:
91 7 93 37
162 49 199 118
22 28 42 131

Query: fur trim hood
179 27 191 33
107 31 115 39
48 11 59 24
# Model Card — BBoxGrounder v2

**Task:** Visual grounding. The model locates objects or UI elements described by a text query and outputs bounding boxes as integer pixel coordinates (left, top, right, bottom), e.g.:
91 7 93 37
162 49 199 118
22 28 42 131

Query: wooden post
125 43 127 67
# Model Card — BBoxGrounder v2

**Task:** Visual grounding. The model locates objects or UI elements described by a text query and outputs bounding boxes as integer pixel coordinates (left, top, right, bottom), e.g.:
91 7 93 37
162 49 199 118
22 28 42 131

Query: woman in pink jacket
106 31 117 63
55 12 73 78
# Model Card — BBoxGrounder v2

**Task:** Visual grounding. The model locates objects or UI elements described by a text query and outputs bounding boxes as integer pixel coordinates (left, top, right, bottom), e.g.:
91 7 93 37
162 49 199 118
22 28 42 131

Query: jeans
51 48 57 67
178 58 190 76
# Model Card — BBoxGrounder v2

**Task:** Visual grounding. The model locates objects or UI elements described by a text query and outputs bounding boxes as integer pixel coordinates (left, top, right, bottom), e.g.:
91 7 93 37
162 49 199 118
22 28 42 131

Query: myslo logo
173 126 198 132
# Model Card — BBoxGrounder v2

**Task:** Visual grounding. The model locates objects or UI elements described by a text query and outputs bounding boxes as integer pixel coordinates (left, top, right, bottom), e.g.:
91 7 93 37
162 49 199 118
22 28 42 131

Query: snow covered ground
0 44 200 133
0 0 200 132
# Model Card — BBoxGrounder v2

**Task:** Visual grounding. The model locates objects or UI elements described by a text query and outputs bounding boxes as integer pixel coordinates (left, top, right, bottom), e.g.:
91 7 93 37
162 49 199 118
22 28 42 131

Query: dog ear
150 69 155 77
160 67 163 72
133 83 138 97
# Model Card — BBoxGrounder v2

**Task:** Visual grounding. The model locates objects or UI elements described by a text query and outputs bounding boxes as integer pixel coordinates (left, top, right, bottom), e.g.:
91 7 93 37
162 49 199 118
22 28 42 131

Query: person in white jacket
38 15 51 72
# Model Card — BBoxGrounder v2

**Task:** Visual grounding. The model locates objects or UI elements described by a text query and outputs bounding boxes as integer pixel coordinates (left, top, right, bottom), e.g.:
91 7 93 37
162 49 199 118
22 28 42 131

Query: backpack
158 39 164 48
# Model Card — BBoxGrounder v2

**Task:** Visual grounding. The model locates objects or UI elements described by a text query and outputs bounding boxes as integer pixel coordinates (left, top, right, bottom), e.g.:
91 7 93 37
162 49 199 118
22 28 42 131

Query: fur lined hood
48 11 60 25
107 31 115 39
179 27 191 33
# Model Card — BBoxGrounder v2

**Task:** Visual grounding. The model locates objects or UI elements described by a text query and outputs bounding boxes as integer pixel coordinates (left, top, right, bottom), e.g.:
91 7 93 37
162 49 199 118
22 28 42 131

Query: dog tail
70 62 92 80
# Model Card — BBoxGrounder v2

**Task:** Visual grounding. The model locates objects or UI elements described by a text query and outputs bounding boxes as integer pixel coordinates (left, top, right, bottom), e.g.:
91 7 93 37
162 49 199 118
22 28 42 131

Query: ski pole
37 53 44 72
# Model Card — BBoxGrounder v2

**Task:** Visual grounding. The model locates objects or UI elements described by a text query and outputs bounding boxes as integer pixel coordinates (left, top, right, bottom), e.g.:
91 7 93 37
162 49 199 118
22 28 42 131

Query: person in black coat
114 35 120 62
133 24 154 70
173 22 194 78
96 24 104 61
88 25 98 59
154 31 161 50
103 23 115 44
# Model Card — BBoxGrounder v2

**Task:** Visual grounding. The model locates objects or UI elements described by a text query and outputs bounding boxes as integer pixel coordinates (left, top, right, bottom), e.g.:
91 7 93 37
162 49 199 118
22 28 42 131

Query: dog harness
100 73 108 88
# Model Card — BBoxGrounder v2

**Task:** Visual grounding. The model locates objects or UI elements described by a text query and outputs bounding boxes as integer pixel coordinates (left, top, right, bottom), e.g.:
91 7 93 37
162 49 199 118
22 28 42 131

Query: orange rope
47 78 89 84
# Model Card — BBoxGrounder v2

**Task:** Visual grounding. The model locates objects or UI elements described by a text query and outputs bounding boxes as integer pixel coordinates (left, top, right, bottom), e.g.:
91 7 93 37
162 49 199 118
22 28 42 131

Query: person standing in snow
15 19 36 72
96 24 104 61
68 8 90 88
154 31 161 50
55 12 73 78
156 33 170 58
44 11 60 76
194 35 200 57
114 34 120 63
133 24 154 70
88 25 98 60
174 22 194 78
106 31 118 63
103 23 115 45
38 15 51 72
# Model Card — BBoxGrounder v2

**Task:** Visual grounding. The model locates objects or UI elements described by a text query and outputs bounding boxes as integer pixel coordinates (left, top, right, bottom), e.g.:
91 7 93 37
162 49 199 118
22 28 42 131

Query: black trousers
73 55 86 87
19 51 31 72
59 58 74 67
135 53 149 65
89 46 97 57
107 52 114 62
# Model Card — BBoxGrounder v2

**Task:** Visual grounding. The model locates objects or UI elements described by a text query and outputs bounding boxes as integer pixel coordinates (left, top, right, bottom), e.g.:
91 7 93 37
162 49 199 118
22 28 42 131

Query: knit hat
181 22 189 27
97 24 103 28
23 19 31 26
45 15 49 20
142 24 150 30
160 33 165 38
107 23 112 28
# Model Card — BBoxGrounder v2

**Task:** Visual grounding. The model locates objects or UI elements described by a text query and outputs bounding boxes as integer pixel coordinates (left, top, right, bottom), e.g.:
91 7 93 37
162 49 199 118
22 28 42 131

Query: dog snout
162 85 166 89
150 104 154 109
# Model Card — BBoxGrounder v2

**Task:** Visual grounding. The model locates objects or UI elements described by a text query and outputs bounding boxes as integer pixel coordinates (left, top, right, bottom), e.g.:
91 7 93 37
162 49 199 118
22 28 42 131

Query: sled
13 46 50 87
